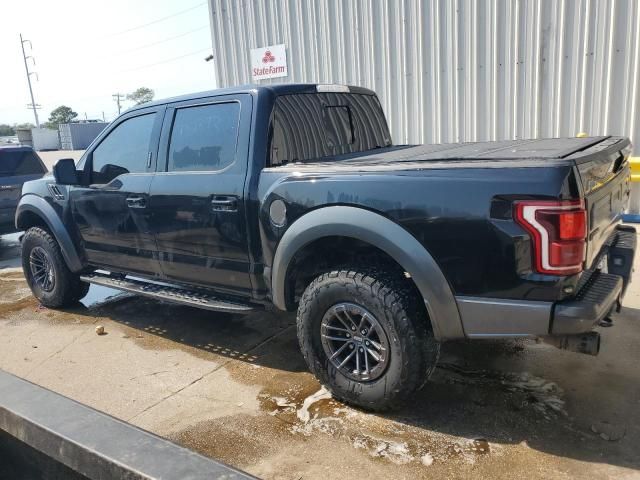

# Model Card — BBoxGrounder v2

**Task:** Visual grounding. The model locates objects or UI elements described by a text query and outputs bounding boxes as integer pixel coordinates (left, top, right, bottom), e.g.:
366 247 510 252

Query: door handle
211 195 238 212
126 196 147 209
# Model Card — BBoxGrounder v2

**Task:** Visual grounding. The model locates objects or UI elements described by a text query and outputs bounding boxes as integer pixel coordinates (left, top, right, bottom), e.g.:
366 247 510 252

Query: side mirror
53 158 79 185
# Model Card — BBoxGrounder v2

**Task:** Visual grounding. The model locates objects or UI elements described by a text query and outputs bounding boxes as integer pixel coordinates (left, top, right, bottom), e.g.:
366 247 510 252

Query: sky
0 0 217 125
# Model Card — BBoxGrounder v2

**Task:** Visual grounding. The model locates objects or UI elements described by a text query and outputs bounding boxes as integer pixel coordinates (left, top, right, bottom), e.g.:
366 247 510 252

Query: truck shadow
66 288 640 472
68 287 308 373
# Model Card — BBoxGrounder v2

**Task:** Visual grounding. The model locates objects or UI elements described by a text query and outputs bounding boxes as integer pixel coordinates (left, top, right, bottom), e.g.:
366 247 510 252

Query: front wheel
22 227 89 308
296 268 440 411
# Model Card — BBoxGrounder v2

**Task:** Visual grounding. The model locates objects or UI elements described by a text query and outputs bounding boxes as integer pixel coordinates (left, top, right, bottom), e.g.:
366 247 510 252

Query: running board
80 273 256 313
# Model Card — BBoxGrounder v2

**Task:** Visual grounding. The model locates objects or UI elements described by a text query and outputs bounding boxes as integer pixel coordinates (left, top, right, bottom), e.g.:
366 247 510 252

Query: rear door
147 94 253 294
69 107 164 275
0 148 46 232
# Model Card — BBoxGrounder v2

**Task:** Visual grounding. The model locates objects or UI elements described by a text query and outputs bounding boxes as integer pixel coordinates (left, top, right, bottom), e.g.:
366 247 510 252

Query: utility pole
112 93 125 115
20 33 40 128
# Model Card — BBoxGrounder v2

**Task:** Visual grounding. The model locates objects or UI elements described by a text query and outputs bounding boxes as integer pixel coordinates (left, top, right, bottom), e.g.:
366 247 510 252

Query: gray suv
0 146 47 235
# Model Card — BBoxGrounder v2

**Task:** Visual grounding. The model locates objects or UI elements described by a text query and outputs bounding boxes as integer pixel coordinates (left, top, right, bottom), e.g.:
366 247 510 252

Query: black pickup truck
16 84 636 410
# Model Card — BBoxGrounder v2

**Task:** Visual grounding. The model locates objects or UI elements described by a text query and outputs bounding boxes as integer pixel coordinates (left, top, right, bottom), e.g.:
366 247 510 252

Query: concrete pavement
0 230 639 479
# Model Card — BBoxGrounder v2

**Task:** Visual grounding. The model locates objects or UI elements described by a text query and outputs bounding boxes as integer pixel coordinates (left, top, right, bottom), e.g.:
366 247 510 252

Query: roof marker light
316 84 350 93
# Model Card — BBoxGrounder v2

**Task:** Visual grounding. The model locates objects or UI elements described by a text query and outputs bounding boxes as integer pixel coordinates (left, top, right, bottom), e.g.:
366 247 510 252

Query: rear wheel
297 267 440 411
22 227 89 308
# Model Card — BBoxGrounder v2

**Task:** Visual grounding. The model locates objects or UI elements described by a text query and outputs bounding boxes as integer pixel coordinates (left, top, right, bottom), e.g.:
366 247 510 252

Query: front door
70 108 164 275
147 94 252 295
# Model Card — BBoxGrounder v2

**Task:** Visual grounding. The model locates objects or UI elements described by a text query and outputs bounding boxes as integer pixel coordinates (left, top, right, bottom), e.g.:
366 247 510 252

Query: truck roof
127 83 376 113
0 145 34 151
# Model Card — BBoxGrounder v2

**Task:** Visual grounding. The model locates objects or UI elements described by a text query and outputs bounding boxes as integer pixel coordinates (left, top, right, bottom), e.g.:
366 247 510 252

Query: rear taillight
514 199 587 275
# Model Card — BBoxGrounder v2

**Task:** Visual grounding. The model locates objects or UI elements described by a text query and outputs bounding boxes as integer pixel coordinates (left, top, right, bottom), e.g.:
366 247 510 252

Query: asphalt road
0 230 639 479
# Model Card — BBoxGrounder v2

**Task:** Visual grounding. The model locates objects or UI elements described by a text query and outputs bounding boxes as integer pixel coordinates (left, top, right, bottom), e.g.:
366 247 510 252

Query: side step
80 273 256 313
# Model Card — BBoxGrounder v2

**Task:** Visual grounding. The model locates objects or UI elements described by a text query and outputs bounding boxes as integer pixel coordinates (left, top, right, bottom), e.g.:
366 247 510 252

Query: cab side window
167 102 240 172
91 113 156 184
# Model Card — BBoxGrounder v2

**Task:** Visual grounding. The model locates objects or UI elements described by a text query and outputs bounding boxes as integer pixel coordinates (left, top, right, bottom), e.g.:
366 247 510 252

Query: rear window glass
269 92 392 166
0 150 45 176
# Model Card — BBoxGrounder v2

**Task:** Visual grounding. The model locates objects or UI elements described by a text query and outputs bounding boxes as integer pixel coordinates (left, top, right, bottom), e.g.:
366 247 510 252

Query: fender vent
47 184 65 200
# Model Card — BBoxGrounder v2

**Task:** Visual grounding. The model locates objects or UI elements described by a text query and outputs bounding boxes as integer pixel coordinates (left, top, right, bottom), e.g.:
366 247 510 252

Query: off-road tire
297 267 440 411
22 227 89 308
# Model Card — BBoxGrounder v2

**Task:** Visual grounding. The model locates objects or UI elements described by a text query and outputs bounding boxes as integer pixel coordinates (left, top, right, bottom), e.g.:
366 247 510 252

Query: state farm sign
250 44 288 81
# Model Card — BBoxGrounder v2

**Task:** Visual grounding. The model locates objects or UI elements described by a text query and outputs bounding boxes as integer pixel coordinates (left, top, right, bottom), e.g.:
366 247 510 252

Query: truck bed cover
269 136 629 171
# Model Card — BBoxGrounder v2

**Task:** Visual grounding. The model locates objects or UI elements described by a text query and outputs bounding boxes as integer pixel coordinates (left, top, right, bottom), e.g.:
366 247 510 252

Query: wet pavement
1 231 639 479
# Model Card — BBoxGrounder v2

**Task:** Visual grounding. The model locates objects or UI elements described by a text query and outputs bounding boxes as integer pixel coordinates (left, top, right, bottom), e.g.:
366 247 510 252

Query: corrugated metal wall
209 0 640 153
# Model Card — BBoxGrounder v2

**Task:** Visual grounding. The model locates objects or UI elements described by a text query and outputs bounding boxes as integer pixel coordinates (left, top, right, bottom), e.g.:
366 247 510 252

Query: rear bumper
551 272 622 334
457 225 636 338
552 225 636 334
0 207 18 234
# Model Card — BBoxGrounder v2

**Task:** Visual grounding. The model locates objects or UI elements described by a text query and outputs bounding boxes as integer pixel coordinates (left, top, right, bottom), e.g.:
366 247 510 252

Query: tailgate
0 174 44 227
0 148 47 225
570 137 633 268
0 176 22 211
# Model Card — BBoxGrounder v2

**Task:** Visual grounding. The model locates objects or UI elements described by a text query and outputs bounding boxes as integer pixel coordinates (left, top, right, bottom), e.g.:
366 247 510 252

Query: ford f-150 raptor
16 84 636 410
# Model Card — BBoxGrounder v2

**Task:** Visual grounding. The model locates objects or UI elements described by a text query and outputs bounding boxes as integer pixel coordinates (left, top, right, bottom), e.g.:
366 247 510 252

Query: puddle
0 268 25 280
0 268 36 313
296 386 331 422
436 363 566 417
245 352 573 471
254 378 509 469
170 414 291 468
80 284 129 309
0 234 22 269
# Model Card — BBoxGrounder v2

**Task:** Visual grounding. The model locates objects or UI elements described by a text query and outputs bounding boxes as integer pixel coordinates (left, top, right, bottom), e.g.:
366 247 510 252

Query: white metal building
208 0 640 154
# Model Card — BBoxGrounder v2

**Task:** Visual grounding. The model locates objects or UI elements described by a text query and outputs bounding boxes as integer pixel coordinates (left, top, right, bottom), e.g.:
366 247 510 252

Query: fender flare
270 206 464 340
15 195 84 272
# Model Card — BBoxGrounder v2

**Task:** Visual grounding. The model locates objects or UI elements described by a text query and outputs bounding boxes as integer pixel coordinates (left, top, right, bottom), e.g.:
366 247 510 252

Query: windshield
269 92 392 166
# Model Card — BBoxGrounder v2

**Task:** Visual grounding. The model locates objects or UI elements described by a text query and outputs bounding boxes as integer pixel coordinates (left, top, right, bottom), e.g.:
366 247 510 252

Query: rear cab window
269 92 392 166
0 149 46 177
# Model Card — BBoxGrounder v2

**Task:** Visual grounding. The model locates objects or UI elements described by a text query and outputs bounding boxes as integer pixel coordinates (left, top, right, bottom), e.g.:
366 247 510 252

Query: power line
119 47 211 73
110 25 209 56
110 2 206 37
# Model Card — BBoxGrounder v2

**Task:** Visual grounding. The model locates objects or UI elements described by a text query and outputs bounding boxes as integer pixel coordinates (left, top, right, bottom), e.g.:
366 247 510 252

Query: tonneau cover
268 136 630 172
343 136 612 162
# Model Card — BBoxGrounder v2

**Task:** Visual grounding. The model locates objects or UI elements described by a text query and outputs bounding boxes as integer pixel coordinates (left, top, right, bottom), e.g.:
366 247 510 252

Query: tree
127 87 154 105
0 124 15 136
45 106 78 129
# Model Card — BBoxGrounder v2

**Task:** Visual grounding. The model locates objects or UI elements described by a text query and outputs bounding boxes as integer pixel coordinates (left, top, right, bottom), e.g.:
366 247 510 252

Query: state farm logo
262 50 276 63
251 44 287 80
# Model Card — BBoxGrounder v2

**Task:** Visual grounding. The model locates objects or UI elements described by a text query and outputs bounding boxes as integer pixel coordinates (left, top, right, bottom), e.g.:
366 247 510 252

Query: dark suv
0 146 47 235
15 84 636 410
